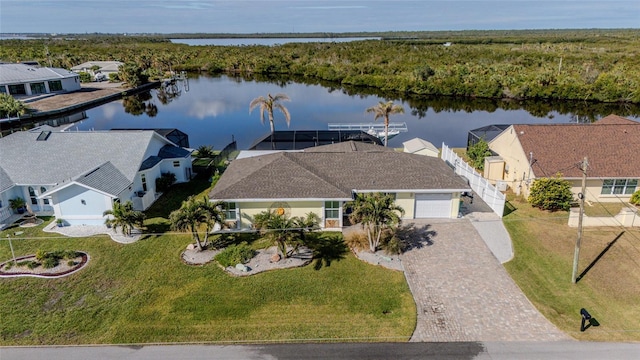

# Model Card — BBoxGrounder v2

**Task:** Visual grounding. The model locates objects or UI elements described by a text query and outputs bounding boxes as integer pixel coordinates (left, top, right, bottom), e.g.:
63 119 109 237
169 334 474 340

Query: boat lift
328 122 408 132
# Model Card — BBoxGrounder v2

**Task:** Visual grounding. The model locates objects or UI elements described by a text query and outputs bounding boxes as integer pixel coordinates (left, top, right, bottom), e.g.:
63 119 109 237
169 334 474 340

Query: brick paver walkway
401 219 569 342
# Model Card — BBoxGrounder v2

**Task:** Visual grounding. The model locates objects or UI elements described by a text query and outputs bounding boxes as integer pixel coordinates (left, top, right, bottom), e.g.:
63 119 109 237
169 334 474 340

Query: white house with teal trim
0 126 193 226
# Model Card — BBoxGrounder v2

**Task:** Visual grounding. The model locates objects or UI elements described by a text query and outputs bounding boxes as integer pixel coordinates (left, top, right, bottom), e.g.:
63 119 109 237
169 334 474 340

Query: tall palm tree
366 100 405 147
249 93 291 133
170 196 225 251
103 201 145 237
345 193 404 252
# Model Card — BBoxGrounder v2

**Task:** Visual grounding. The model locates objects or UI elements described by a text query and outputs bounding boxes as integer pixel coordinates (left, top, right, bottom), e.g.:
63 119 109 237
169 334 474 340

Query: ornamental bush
528 175 574 211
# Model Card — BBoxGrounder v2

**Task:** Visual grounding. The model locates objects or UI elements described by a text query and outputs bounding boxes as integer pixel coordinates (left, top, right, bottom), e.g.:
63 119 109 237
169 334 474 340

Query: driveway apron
401 219 568 342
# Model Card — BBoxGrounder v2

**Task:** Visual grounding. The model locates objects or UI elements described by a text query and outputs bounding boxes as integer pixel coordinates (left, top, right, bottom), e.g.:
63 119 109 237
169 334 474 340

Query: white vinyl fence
441 143 506 217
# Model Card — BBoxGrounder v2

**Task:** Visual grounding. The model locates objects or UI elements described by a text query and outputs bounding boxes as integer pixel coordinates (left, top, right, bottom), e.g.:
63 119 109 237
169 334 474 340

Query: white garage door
414 193 452 218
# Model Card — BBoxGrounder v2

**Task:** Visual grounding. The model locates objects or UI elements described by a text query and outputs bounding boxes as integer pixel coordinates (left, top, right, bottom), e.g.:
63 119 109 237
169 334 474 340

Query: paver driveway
401 218 568 342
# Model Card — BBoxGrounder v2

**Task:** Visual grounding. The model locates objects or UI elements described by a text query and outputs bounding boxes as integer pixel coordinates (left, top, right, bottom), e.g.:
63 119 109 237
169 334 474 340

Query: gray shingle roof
75 162 131 196
70 61 123 72
0 63 78 84
210 141 469 201
0 166 15 192
0 128 164 186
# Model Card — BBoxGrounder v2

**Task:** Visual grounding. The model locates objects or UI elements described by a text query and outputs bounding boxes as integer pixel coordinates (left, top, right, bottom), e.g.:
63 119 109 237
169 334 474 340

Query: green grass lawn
0 182 415 345
503 194 640 341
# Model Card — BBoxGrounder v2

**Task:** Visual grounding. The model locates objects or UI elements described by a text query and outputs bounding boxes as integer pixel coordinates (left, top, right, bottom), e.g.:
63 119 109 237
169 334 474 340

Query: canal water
30 74 640 150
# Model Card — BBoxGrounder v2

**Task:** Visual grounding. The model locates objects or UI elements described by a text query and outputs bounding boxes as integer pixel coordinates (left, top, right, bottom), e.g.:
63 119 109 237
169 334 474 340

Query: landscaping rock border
0 252 89 278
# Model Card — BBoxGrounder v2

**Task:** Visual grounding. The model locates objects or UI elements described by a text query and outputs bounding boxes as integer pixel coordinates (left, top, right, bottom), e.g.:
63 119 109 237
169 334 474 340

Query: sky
1 0 638 34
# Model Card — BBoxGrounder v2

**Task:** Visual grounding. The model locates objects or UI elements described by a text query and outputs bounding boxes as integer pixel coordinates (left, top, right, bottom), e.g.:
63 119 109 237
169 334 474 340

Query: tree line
1 29 639 104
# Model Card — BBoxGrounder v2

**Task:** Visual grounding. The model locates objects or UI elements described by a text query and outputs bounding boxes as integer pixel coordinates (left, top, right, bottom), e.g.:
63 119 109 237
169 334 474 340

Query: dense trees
1 29 639 103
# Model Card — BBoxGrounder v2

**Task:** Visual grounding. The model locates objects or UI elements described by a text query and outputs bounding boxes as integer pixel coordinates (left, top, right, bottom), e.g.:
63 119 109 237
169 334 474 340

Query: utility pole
572 157 588 284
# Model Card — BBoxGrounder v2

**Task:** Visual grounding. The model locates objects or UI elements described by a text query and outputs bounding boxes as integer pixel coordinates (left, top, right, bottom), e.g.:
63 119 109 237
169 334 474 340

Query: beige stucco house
486 114 640 202
209 142 470 230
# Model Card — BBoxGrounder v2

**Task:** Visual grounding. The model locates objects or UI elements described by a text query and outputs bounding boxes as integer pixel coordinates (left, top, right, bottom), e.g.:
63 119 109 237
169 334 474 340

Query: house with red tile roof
487 114 640 203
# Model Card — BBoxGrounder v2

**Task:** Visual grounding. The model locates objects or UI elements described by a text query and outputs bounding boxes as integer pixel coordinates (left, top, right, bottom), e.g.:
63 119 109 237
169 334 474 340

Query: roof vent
36 131 51 141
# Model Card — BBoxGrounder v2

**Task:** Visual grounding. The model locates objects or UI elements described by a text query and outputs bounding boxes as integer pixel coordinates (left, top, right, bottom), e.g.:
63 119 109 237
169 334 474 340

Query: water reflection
4 74 639 149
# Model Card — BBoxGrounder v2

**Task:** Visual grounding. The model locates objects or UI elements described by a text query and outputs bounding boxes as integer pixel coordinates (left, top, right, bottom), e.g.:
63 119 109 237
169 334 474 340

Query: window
8 84 26 95
41 187 50 205
601 179 638 195
28 186 37 205
173 160 180 167
48 80 63 92
222 202 236 220
141 174 147 191
30 82 46 94
0 86 6 94
324 201 340 219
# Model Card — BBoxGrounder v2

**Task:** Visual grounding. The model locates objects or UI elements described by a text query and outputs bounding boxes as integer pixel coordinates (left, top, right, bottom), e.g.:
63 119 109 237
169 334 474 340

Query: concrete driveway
400 218 568 342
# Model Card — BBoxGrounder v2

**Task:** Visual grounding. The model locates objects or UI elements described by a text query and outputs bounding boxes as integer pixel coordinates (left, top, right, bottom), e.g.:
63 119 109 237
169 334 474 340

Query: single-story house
210 141 471 230
402 138 439 157
71 61 123 79
0 63 81 96
486 114 640 202
0 126 193 225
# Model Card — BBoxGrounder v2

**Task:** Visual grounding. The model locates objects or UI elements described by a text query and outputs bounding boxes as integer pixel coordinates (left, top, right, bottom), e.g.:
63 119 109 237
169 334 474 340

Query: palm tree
169 196 225 251
253 210 319 258
0 93 27 120
103 201 145 237
345 193 404 252
249 93 291 133
366 100 405 147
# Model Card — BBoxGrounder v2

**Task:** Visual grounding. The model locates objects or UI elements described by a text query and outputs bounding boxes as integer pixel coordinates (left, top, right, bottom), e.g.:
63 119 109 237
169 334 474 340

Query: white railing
441 143 506 217
0 207 13 222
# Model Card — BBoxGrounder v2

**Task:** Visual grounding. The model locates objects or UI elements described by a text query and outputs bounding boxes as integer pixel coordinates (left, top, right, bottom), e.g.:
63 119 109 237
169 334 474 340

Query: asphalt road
2 342 639 360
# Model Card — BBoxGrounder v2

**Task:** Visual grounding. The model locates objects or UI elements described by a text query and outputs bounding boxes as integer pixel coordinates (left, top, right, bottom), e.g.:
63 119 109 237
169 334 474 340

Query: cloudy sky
1 0 638 34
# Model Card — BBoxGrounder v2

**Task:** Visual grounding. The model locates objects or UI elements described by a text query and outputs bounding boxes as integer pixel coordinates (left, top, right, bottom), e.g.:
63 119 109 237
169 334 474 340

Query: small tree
170 196 225 251
467 138 493 170
195 145 215 159
103 201 145 236
155 172 177 193
345 193 405 252
528 174 573 211
253 210 319 258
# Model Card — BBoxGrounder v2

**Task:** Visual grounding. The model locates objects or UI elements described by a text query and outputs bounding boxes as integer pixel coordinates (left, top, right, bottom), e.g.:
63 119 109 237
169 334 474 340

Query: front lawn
0 216 415 345
503 194 640 341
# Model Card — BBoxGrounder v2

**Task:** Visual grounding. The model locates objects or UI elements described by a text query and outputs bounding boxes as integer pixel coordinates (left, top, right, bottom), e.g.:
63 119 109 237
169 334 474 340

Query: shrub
528 175 573 211
26 261 39 269
64 250 79 259
78 72 93 83
344 231 369 251
4 262 13 270
214 242 255 267
631 190 640 206
42 257 59 269
467 138 493 170
156 172 177 193
67 260 76 267
381 234 407 255
35 249 48 262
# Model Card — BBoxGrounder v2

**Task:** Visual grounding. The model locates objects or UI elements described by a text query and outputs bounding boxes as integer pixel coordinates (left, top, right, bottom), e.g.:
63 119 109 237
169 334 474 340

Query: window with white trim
324 201 340 219
601 179 638 195
222 202 236 220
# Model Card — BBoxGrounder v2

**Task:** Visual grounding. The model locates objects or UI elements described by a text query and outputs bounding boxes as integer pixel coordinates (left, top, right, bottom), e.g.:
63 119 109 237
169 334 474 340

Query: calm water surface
63 75 618 150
